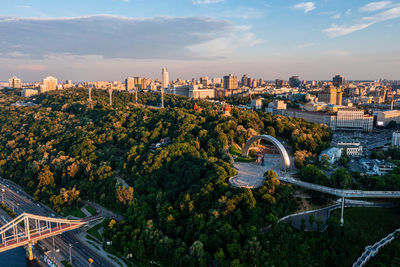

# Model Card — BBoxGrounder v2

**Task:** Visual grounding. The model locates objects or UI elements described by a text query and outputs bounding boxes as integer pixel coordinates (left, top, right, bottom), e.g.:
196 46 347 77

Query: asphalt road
0 178 116 267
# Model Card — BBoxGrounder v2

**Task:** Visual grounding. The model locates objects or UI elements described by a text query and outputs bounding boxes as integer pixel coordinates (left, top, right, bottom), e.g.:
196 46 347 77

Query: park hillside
0 88 400 266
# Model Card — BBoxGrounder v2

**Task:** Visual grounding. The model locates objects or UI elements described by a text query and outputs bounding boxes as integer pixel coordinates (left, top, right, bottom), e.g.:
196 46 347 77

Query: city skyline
0 0 400 80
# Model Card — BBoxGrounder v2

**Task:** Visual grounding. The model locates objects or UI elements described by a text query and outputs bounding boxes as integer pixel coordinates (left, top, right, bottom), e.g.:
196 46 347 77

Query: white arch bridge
0 213 100 260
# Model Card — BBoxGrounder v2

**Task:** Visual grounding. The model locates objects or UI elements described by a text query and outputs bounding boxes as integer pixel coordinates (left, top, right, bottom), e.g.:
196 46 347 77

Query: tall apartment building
333 75 346 87
162 68 169 89
289 76 300 88
125 77 135 91
8 76 22 89
223 74 238 90
41 76 58 92
318 86 343 105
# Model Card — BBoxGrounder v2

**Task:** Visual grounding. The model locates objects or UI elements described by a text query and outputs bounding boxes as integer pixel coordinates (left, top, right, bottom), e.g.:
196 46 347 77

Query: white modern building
162 68 169 89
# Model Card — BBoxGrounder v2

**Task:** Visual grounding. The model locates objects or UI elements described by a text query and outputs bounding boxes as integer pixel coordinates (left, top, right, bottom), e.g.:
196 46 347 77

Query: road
0 178 117 267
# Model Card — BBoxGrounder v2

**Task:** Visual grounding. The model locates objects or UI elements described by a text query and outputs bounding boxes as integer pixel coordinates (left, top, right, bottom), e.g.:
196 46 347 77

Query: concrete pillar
28 242 33 261
340 197 345 226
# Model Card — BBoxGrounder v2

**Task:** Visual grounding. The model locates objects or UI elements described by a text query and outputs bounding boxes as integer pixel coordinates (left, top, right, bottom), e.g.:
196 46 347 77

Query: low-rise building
22 88 39 97
376 110 400 127
251 98 263 110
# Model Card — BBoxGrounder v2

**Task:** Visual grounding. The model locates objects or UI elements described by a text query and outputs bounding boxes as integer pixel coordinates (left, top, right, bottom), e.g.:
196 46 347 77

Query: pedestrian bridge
0 213 101 259
279 176 400 198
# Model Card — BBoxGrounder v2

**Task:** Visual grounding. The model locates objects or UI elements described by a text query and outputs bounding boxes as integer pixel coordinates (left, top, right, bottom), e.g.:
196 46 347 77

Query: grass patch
61 260 73 267
87 221 104 241
85 205 98 216
62 206 86 218
331 207 400 266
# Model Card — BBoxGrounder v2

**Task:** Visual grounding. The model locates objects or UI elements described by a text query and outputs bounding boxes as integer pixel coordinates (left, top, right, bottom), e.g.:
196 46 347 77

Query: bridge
0 213 100 260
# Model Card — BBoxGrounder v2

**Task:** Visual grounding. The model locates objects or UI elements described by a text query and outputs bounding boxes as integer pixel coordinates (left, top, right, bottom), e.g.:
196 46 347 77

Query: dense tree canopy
0 88 337 265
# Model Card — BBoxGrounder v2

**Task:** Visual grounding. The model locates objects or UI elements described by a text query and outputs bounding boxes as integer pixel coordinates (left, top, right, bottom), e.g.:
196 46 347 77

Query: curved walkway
229 162 400 199
353 228 400 267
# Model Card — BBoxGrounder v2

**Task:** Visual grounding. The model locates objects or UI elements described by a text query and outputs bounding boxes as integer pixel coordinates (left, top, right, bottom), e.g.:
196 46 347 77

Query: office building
333 109 373 132
318 85 343 105
170 84 215 99
41 76 58 92
289 76 300 88
162 68 169 89
8 76 22 89
223 74 238 90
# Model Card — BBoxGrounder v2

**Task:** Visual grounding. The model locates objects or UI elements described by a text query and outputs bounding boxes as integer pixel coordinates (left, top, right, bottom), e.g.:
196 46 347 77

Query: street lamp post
69 243 72 264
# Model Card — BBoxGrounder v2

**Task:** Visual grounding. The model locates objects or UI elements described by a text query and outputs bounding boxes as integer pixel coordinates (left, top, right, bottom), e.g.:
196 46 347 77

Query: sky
0 0 399 81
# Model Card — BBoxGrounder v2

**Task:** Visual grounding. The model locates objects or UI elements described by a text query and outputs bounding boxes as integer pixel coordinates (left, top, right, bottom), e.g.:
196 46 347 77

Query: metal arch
241 135 291 169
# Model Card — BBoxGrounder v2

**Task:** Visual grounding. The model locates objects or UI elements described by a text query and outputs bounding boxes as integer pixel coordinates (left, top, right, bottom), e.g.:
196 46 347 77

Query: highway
0 178 116 267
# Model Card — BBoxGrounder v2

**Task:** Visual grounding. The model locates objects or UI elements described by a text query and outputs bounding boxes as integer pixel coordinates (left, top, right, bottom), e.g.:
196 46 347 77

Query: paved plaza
229 155 294 188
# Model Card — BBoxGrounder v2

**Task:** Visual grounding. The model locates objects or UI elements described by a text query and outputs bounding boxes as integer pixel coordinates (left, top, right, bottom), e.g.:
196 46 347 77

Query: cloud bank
0 15 246 60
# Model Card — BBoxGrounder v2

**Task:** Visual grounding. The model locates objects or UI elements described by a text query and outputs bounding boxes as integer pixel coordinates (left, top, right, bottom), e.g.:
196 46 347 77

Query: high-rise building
333 75 346 87
275 79 284 88
162 68 169 89
318 85 343 105
8 76 22 89
125 77 135 91
241 74 249 86
41 76 58 92
200 77 208 87
223 74 238 90
289 76 301 88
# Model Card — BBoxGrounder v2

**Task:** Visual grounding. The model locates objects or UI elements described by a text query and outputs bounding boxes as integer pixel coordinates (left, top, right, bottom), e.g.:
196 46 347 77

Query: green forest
0 88 396 266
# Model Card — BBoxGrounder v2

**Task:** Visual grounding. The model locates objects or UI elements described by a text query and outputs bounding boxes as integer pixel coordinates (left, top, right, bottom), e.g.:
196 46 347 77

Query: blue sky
0 0 399 81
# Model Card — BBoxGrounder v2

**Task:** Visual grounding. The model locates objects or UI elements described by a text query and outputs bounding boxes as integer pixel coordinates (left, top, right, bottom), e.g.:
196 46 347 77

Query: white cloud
346 9 352 15
292 2 316 13
332 13 341 19
0 15 240 60
187 28 261 58
359 1 392 12
193 0 224 4
323 4 400 37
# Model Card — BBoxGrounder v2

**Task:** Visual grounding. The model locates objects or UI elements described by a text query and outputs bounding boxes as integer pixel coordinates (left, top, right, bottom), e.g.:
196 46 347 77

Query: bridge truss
0 213 99 260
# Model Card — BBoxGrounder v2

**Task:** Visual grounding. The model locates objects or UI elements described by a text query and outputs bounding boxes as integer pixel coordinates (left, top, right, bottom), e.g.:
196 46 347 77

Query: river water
0 247 38 267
